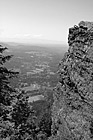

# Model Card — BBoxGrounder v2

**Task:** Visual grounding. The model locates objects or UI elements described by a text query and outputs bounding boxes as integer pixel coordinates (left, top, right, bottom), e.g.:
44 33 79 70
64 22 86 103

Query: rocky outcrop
50 21 93 140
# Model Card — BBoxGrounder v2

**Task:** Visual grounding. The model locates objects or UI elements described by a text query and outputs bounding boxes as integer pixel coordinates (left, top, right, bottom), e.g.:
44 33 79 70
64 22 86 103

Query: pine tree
0 45 18 139
11 91 38 140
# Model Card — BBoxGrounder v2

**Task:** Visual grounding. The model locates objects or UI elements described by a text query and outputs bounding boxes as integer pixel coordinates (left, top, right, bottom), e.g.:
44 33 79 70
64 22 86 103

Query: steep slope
50 21 93 140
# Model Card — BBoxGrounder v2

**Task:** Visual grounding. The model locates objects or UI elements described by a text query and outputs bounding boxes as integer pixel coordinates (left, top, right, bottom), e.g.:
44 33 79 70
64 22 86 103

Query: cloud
14 34 43 38
33 34 43 38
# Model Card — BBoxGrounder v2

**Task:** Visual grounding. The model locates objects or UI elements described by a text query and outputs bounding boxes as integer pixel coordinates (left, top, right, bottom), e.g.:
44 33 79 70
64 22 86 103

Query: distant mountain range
0 38 67 45
0 41 68 54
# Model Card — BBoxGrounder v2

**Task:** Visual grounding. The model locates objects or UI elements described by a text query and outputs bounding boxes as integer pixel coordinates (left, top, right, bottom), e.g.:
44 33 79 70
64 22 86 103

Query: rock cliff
49 21 93 140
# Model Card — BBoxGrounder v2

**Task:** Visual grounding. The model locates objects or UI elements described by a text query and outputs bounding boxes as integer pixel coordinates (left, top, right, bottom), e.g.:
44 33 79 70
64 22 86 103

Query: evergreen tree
11 91 37 140
0 45 18 139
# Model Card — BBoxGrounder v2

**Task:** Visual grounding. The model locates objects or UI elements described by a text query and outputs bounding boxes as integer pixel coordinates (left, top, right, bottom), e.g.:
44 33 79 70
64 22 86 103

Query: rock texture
50 21 93 140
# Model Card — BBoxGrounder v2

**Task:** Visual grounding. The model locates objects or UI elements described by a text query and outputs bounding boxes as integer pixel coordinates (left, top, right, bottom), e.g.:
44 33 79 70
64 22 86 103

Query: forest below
0 44 55 140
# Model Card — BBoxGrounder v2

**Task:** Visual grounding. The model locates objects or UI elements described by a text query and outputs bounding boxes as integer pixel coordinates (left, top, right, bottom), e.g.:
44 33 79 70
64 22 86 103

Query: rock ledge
50 21 93 140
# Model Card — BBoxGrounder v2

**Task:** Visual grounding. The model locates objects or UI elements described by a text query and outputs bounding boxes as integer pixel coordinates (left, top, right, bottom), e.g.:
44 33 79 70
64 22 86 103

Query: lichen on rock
50 21 93 140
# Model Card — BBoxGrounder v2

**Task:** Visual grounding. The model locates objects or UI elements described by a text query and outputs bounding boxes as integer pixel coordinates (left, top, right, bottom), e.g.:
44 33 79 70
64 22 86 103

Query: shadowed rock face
50 21 93 140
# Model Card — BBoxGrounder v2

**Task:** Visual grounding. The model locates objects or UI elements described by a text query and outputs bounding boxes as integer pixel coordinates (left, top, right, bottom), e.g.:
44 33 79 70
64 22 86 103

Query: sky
0 0 93 44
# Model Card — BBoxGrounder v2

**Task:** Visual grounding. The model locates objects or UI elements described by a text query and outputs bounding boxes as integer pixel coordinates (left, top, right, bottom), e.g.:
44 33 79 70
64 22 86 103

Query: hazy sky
0 0 93 44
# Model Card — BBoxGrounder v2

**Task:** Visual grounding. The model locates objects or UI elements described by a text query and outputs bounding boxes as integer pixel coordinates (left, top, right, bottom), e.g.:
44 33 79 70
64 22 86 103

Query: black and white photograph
0 0 93 139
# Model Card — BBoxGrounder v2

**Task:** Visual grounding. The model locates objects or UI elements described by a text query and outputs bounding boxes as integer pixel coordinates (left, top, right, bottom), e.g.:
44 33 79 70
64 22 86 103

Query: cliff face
50 21 93 140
